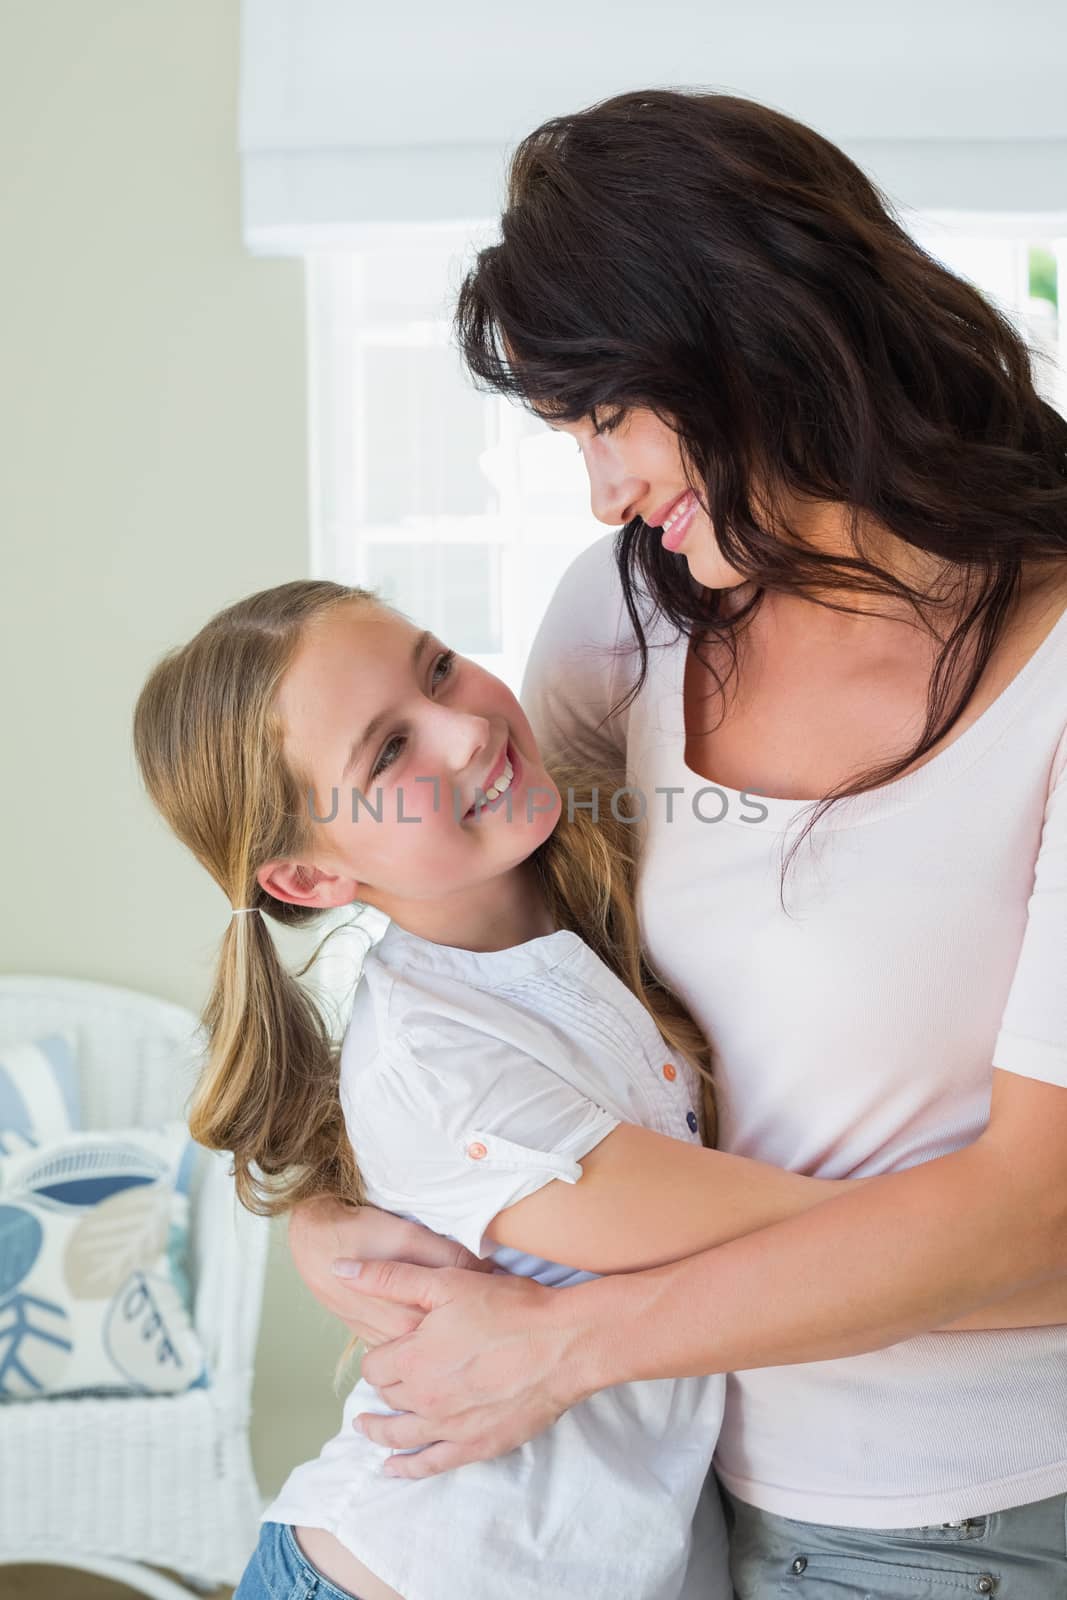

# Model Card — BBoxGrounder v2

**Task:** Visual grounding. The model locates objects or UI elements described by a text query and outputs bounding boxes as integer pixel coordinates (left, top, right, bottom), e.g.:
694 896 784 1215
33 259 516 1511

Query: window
305 219 1065 691
909 217 1064 414
306 232 601 695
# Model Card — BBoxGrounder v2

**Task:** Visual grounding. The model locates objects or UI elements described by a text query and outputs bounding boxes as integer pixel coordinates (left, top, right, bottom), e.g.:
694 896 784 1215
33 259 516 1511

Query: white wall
0 0 342 1494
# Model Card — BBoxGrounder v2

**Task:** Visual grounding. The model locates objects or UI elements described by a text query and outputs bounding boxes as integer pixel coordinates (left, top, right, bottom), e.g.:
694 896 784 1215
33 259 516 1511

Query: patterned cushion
0 1124 207 1400
0 1032 81 1155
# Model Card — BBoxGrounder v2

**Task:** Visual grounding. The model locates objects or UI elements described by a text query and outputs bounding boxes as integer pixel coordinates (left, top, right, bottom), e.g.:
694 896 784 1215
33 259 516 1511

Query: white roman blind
240 0 1067 253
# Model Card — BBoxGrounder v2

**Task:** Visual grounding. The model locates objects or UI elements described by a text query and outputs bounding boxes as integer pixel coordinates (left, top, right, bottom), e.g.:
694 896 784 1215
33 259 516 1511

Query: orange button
662 1063 677 1082
466 1141 488 1160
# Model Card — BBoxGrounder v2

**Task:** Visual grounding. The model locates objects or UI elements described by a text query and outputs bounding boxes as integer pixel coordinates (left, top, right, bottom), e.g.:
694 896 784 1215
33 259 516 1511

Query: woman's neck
752 497 973 641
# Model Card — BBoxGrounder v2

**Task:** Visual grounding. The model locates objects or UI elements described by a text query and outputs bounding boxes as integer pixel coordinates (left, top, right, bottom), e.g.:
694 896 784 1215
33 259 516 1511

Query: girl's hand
339 1260 591 1478
288 1198 491 1347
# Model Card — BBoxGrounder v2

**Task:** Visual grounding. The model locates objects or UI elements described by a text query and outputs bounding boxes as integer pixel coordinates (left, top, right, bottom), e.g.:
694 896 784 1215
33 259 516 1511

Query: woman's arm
346 1069 1067 1476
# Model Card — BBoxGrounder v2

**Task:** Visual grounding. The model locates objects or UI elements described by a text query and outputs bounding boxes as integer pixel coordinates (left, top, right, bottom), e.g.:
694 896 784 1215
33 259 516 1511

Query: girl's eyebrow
341 629 432 779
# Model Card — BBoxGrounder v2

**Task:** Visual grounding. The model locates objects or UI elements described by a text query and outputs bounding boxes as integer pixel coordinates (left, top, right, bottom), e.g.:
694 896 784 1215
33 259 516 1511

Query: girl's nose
436 708 492 773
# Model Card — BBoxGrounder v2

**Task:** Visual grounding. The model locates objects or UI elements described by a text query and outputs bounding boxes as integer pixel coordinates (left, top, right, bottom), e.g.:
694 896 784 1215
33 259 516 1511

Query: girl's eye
370 736 405 780
368 651 455 780
432 649 457 686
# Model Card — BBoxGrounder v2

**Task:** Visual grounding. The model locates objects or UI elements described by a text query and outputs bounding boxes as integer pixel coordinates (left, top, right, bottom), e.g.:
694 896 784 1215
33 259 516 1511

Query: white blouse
263 919 731 1600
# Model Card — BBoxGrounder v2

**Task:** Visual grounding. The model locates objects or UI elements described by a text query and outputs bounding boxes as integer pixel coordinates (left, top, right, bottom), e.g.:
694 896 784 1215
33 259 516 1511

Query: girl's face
548 406 746 590
260 600 561 929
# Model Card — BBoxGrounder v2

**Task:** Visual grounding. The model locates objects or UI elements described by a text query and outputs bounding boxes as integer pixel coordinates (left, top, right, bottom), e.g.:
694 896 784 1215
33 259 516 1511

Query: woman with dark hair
290 91 1067 1594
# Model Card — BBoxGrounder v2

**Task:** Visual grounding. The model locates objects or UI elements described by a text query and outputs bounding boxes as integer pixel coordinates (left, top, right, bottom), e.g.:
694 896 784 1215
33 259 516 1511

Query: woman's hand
336 1260 593 1478
288 1197 491 1347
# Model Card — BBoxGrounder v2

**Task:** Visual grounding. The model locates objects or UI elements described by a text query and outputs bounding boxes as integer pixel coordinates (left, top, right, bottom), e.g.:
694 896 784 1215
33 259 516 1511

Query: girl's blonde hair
133 581 716 1219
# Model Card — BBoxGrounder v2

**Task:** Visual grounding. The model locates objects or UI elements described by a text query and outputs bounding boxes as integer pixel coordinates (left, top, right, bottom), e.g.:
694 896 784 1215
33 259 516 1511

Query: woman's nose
584 447 644 527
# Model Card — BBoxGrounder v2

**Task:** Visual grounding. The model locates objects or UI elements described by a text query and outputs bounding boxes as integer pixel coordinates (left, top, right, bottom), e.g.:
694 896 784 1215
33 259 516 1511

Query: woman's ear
256 860 360 910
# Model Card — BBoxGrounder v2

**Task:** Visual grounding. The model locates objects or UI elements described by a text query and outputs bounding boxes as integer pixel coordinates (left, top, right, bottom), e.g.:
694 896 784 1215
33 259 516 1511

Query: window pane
364 541 502 655
362 345 490 520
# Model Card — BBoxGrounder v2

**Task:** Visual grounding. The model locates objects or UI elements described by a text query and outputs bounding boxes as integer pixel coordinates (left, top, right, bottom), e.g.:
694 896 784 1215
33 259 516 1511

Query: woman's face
547 406 747 590
259 600 560 920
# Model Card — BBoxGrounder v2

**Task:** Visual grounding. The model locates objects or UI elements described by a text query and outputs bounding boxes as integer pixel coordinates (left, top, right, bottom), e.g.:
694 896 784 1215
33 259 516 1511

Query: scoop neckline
653 593 1067 832
375 918 585 986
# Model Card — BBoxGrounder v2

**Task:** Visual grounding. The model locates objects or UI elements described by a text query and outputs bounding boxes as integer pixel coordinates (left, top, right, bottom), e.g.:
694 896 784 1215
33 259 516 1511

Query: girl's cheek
397 786 452 830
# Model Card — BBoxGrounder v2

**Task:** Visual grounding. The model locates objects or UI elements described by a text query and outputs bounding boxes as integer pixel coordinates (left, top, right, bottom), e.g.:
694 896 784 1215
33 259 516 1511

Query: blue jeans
234 1521 366 1600
721 1483 1067 1597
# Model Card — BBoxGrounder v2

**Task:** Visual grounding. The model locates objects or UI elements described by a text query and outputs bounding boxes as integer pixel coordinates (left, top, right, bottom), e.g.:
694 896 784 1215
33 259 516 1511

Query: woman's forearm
940 1270 1067 1330
563 1134 1067 1393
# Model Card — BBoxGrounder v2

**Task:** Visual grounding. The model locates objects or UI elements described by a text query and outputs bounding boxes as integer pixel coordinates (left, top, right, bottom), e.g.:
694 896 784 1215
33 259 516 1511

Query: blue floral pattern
0 1128 206 1401
0 1204 73 1396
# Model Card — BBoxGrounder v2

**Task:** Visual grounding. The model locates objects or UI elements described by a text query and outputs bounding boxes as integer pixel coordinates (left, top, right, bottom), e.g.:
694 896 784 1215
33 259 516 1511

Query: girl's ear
255 860 360 910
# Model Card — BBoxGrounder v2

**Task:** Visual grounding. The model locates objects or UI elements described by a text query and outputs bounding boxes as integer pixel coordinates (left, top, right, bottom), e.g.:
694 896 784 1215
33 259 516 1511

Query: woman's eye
592 407 626 436
370 736 405 780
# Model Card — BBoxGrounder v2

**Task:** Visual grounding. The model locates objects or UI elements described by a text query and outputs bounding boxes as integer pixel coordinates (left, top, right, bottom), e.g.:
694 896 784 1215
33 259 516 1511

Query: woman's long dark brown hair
455 89 1067 874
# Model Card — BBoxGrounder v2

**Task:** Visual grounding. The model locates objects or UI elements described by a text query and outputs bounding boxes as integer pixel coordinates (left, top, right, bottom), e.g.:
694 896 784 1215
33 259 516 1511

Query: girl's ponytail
133 581 373 1216
195 898 362 1216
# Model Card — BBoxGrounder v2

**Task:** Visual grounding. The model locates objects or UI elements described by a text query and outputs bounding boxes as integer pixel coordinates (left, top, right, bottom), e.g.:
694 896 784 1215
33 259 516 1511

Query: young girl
133 580 1002 1600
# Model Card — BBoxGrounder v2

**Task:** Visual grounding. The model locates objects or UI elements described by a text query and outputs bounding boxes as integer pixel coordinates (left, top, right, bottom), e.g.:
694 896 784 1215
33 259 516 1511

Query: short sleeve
348 1014 621 1258
520 533 634 771
992 741 1067 1088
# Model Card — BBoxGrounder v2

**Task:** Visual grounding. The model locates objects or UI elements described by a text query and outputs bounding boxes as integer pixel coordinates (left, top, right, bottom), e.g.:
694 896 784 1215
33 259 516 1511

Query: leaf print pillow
0 1123 206 1400
0 1031 81 1157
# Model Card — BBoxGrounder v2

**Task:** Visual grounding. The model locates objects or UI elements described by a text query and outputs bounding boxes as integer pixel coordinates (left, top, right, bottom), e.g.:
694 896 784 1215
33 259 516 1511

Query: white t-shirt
264 919 731 1600
521 532 1067 1528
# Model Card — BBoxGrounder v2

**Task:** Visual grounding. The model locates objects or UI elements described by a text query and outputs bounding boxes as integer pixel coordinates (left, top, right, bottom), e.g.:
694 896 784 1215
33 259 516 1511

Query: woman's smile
657 490 699 553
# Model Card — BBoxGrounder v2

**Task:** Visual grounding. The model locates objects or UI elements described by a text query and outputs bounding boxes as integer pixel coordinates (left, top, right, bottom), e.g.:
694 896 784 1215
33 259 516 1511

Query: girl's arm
939 1274 1067 1331
556 1070 1067 1379
486 1121 1067 1329
345 1069 1067 1476
484 1121 841 1271
289 1107 1067 1347
288 1107 1064 1362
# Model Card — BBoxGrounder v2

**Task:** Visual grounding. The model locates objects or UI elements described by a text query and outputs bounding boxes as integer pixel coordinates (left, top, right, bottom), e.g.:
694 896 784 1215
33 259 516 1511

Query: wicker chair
0 975 270 1598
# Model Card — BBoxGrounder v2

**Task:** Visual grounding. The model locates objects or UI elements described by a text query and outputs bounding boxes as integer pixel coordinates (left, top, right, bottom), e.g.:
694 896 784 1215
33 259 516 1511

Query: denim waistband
235 1520 369 1600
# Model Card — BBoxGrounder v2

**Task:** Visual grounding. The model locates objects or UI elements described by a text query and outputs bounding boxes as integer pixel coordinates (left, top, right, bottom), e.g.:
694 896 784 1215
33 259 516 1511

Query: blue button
686 1110 699 1133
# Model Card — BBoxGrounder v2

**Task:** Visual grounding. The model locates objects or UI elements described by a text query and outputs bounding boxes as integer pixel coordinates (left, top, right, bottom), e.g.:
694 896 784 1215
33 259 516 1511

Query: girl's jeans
721 1482 1067 1598
234 1521 366 1600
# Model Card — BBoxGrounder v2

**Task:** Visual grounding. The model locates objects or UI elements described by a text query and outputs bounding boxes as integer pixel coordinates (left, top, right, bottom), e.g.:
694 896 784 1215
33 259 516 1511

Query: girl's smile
259 599 561 950
464 739 521 819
